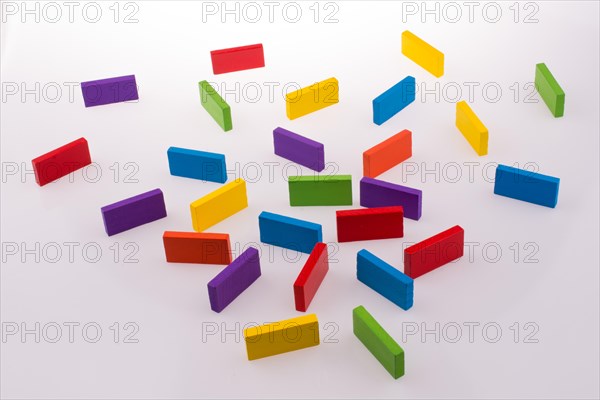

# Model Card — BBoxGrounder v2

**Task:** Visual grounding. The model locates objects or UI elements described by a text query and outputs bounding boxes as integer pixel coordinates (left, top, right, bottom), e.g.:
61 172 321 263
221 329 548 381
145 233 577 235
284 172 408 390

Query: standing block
207 247 261 313
535 63 565 117
31 137 91 186
404 225 464 279
101 189 167 236
288 175 352 206
401 31 444 78
273 127 325 172
363 130 412 178
493 164 560 208
163 231 231 264
293 243 329 312
286 77 339 120
244 314 320 360
190 179 248 232
199 80 232 131
353 306 405 379
81 75 138 107
456 101 488 156
360 177 422 220
210 44 265 75
167 147 227 183
372 76 416 125
336 206 403 243
258 211 322 254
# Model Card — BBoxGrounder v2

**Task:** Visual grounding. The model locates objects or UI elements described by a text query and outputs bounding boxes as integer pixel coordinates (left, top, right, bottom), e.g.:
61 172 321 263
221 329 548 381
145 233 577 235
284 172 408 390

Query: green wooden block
534 63 565 118
288 175 352 206
199 80 232 131
353 305 404 379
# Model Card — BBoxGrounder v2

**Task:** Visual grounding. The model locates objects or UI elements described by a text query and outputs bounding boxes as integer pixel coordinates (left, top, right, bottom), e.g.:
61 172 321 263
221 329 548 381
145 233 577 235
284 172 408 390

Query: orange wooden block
163 231 232 264
363 130 412 178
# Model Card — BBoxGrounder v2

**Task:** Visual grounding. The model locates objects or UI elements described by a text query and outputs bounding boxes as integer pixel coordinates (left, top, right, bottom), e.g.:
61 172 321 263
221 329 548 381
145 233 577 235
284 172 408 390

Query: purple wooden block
273 127 325 172
81 75 139 107
101 188 167 236
207 247 261 313
360 177 422 220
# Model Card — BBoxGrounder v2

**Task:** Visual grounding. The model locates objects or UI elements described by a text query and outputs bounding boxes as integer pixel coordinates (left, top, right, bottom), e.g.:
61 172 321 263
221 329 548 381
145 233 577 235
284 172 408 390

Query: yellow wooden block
190 179 248 231
456 101 488 156
285 77 339 120
401 31 444 78
244 314 320 360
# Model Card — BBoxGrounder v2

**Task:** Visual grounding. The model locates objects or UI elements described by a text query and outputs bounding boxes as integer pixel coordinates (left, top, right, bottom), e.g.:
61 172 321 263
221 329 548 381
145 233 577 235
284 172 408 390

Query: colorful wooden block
353 305 405 379
336 206 403 243
207 247 261 313
401 30 444 78
273 127 325 172
360 177 422 220
456 101 488 156
493 164 560 208
162 231 231 264
31 137 91 186
81 75 138 107
535 63 565 117
363 130 412 178
293 242 329 312
101 189 167 236
258 211 322 254
372 76 416 126
199 80 232 131
288 175 352 206
404 225 464 279
190 179 248 231
285 77 339 120
167 147 227 183
244 314 320 360
210 43 265 75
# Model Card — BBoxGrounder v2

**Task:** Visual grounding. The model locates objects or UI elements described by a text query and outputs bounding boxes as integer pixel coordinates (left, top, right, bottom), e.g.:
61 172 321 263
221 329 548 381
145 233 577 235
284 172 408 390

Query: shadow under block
199 80 232 131
535 63 565 117
360 177 422 220
190 179 248 232
167 147 227 183
163 231 231 264
258 211 322 254
293 243 329 312
404 225 464 279
456 101 488 156
372 76 416 125
353 306 405 379
285 77 339 120
31 137 92 186
210 43 265 75
493 164 560 208
101 189 167 236
81 75 138 107
336 206 404 242
357 250 413 310
363 130 412 178
401 30 444 78
288 175 352 206
273 127 325 172
244 314 320 360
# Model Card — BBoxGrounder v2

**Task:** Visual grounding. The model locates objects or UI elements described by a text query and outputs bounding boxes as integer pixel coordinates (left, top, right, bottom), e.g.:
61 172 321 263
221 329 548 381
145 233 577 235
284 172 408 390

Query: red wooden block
210 44 265 75
336 206 404 242
404 225 464 278
293 242 329 312
31 137 91 186
163 231 232 264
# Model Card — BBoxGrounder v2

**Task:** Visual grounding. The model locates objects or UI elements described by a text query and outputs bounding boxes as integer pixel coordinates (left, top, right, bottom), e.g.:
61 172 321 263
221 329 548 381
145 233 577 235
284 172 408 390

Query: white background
1 1 599 398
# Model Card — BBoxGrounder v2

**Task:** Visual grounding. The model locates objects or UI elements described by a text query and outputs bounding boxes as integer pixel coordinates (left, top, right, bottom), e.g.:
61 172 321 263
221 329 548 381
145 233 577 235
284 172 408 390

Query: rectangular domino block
167 147 227 183
199 80 232 131
210 43 265 75
286 77 339 120
357 250 413 310
162 231 231 264
456 101 488 156
81 75 138 107
244 314 319 360
404 225 464 279
363 130 412 178
372 76 416 126
101 189 167 236
288 175 352 206
535 63 565 117
31 137 92 186
493 164 560 208
353 305 405 379
401 30 444 78
258 211 322 254
336 206 403 243
294 243 329 312
190 179 248 231
207 247 261 313
360 177 422 220
273 127 325 172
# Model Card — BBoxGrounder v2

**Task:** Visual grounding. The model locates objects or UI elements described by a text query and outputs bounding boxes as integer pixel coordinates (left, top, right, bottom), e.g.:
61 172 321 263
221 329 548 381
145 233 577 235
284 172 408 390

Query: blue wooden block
258 211 322 254
357 249 414 310
167 147 227 183
372 76 416 126
494 164 560 208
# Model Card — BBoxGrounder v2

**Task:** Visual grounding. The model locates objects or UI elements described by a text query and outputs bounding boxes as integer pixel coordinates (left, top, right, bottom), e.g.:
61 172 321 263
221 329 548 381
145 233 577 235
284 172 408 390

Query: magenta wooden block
360 177 422 220
273 127 325 172
101 189 167 236
81 75 139 107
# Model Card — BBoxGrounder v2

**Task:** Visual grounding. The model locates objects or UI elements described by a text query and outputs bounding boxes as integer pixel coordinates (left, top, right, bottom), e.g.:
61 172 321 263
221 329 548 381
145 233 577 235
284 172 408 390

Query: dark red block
404 225 464 278
293 242 329 312
336 206 403 242
210 44 265 75
31 137 92 186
